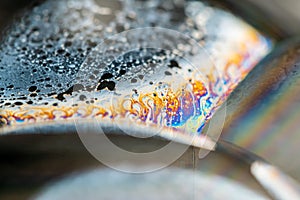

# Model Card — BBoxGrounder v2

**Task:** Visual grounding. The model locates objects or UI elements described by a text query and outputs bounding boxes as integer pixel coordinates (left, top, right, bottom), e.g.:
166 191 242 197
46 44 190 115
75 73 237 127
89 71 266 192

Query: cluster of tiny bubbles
0 0 271 172
71 26 218 140
0 0 117 108
0 0 202 111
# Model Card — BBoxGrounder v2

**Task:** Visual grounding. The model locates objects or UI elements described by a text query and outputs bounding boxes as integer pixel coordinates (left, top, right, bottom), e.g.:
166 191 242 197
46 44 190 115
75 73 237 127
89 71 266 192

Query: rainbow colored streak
223 69 300 160
0 6 272 136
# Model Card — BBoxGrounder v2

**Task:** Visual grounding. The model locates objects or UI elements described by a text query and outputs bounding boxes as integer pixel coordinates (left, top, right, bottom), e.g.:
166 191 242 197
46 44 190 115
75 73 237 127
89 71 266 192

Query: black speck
100 73 113 81
56 49 65 54
65 41 72 47
7 85 14 89
30 93 37 97
138 75 144 80
168 60 181 69
79 95 87 101
164 71 172 76
116 24 125 32
131 78 137 83
14 102 23 106
56 84 84 101
97 81 115 91
119 69 126 75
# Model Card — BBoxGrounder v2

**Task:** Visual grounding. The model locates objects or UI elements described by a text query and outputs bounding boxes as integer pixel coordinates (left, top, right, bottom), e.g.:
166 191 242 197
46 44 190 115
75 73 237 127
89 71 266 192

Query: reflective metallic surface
0 133 271 199
33 167 266 200
0 0 271 138
1 0 300 199
221 39 300 181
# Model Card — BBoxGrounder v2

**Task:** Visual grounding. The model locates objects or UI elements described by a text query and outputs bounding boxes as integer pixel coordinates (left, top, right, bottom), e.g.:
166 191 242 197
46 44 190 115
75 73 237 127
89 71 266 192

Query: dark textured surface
0 134 270 199
0 0 37 30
